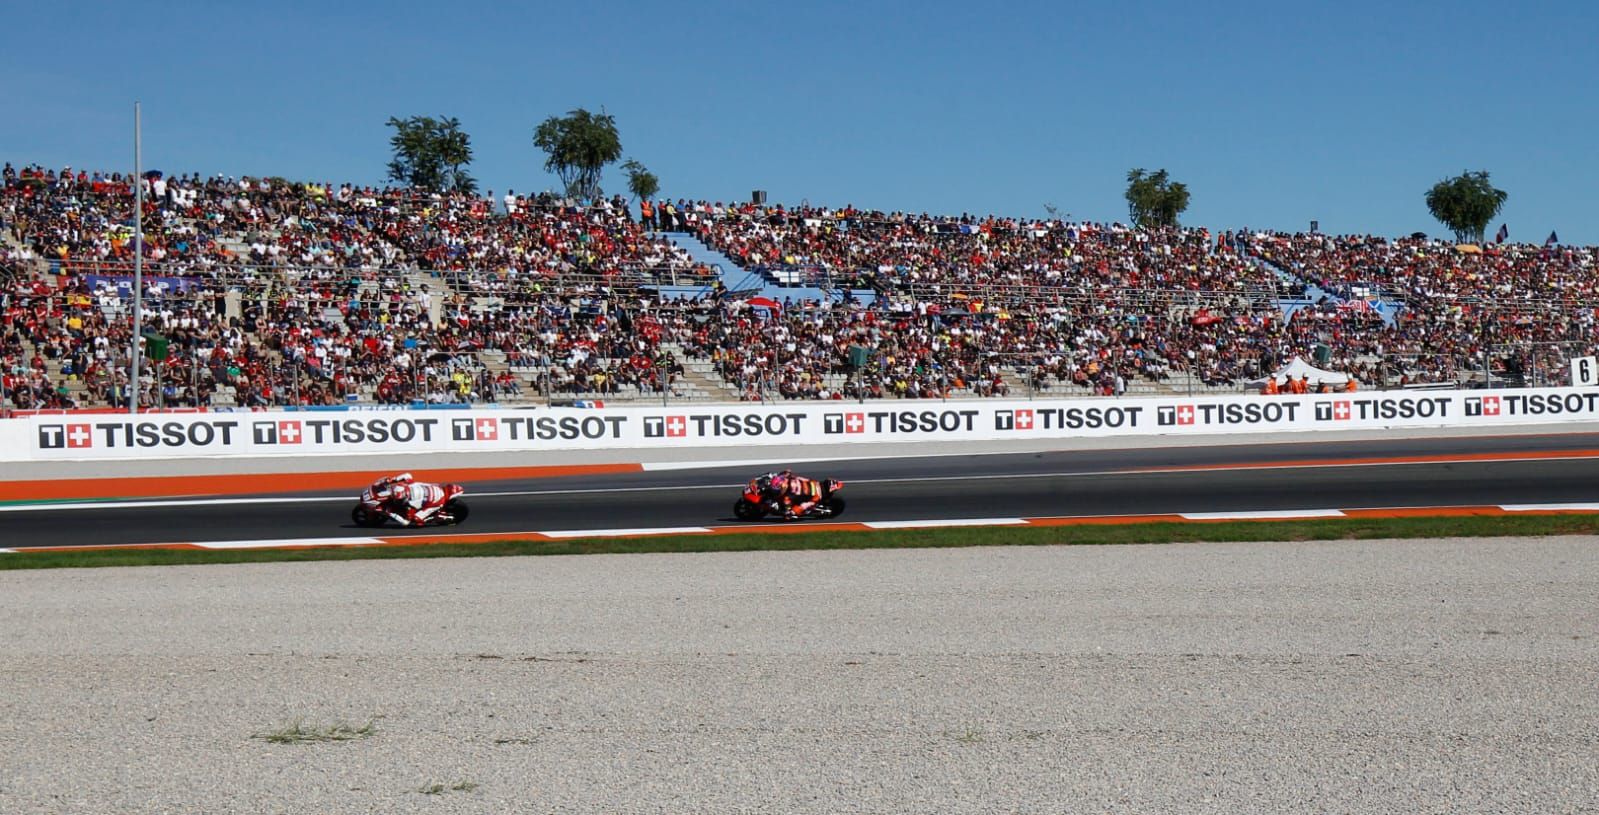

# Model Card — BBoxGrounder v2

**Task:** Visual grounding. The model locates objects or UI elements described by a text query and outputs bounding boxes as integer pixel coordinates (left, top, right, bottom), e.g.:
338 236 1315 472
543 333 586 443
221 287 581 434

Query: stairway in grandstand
1249 253 1401 328
658 229 876 305
650 230 765 296
1 226 47 280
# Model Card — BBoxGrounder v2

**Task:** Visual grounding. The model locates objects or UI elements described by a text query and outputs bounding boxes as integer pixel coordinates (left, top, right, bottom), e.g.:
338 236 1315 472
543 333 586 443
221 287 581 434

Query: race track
11 432 1599 547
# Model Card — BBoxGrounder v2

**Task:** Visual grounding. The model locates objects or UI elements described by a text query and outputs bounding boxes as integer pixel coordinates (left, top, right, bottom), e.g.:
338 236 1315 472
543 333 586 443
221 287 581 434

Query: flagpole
129 102 144 415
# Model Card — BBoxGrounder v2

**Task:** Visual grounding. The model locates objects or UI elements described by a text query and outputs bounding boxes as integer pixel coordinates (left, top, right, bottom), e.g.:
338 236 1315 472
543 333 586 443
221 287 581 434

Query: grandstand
5 161 1598 411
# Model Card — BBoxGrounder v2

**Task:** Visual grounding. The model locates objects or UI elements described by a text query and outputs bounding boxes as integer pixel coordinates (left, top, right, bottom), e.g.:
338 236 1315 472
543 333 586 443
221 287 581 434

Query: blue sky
3 0 1594 243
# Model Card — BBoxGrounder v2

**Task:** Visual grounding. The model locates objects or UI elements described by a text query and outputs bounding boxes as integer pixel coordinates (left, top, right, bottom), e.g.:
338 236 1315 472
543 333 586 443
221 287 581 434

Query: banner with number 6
1572 356 1598 387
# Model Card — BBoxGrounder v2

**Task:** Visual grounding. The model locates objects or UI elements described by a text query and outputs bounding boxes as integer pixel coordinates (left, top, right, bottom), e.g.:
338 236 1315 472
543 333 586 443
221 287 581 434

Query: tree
1424 170 1508 243
1124 168 1190 228
386 115 476 193
533 108 623 200
622 159 659 202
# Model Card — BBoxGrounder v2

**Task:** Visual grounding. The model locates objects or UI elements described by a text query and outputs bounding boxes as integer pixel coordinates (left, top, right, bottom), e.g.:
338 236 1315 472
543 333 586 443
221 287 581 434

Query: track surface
10 432 1599 548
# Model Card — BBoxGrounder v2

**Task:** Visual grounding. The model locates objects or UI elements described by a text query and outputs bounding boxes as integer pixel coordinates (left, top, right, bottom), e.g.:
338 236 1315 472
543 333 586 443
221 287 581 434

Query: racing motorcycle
733 474 846 521
351 482 470 528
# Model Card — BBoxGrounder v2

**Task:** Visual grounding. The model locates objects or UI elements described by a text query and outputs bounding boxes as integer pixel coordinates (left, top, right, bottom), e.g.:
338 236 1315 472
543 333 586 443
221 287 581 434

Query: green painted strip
0 496 131 507
0 515 1590 570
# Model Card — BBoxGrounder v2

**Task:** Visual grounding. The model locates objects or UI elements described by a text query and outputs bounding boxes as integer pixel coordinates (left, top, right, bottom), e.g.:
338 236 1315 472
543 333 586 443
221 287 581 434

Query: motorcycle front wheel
733 499 764 521
823 497 846 519
351 505 385 528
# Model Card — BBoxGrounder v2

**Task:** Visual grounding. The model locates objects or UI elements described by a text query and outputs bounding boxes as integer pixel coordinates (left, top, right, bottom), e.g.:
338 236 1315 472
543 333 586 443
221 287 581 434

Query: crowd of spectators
672 203 1598 394
0 163 723 408
5 160 1599 410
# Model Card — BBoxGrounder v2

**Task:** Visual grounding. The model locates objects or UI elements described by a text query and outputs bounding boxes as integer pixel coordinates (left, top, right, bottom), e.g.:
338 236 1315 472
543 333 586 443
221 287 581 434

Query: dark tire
733 499 764 521
351 506 385 528
444 498 469 525
824 497 846 519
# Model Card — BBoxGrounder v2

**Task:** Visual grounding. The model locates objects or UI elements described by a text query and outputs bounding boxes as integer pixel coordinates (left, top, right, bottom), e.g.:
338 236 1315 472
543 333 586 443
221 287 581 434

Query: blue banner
83 274 200 296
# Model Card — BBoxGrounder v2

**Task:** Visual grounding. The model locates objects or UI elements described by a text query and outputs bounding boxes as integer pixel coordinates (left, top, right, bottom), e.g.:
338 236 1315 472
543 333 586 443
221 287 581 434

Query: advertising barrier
2 387 1597 463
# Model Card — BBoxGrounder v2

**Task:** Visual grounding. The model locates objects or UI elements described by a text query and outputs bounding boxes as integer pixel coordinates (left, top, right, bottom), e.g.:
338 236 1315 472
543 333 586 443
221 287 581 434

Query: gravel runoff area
2 538 1597 814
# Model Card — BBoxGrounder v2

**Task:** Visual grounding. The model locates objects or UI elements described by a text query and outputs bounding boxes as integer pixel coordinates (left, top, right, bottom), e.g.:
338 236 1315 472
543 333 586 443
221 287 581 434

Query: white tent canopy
1248 356 1350 390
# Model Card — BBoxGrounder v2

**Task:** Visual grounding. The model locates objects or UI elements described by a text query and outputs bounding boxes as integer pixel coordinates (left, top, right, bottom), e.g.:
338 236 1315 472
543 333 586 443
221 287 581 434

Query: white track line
1180 509 1347 520
540 526 712 539
1498 502 1599 512
0 485 737 513
0 496 340 512
644 456 878 472
194 536 386 550
638 448 1040 472
864 518 1027 529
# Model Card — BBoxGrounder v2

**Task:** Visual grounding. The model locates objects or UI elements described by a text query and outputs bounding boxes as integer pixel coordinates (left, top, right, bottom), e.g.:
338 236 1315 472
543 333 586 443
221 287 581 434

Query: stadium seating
5 161 1596 410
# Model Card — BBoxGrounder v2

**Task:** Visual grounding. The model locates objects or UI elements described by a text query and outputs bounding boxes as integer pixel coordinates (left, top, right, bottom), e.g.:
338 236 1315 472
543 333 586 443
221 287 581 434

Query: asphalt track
8 431 1599 548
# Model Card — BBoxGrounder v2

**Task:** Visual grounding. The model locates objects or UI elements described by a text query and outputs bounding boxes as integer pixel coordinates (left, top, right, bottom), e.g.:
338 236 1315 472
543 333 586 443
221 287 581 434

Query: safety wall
1 387 1596 463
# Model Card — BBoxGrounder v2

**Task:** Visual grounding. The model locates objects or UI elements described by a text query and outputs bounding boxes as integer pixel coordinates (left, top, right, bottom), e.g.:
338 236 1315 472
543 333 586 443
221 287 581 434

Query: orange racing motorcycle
734 472 846 521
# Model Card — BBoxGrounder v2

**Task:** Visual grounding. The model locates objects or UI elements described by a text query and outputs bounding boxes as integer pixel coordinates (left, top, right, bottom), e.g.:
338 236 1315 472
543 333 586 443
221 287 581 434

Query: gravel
2 537 1597 813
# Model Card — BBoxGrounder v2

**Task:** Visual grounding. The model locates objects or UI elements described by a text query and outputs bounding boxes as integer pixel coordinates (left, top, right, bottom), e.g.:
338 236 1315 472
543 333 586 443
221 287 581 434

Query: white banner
1573 356 1598 387
3 387 1598 462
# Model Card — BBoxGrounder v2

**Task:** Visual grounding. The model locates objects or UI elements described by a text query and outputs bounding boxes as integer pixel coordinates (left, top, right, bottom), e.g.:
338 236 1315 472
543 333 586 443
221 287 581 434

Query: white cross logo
278 422 301 443
1334 402 1351 420
1483 397 1500 415
1177 406 1195 425
67 425 92 447
1014 410 1033 429
666 416 687 437
477 419 498 440
845 413 864 433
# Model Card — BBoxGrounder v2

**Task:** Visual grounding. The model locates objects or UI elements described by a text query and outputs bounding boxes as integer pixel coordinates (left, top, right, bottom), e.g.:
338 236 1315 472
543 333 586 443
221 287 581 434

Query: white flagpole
130 101 144 415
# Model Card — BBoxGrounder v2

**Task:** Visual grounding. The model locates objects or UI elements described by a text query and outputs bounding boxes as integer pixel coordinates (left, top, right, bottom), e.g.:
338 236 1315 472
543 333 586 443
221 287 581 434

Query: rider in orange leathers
768 470 824 519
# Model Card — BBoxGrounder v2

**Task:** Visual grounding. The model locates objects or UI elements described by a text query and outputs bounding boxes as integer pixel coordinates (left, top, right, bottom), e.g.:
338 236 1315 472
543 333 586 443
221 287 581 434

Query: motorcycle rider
768 469 824 520
370 472 442 527
372 472 414 492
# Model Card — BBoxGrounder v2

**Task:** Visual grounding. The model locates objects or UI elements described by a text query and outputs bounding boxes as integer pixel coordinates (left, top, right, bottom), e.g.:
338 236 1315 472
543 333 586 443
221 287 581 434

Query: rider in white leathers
371 473 443 527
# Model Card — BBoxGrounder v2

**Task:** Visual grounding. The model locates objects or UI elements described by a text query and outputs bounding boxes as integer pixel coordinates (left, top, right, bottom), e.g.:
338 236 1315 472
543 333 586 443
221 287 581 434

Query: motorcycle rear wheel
444 498 470 525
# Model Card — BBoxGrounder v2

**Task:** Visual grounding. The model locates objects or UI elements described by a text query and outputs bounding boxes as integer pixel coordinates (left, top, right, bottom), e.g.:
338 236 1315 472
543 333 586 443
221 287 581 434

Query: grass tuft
252 718 375 744
420 780 478 795
948 726 986 745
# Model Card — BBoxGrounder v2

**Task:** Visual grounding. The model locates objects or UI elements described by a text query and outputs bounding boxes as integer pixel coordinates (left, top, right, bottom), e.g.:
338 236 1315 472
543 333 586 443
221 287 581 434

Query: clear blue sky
4 0 1594 243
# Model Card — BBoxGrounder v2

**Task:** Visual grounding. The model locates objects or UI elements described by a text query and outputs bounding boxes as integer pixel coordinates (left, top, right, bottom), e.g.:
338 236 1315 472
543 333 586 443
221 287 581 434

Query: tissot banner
6 388 1599 461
